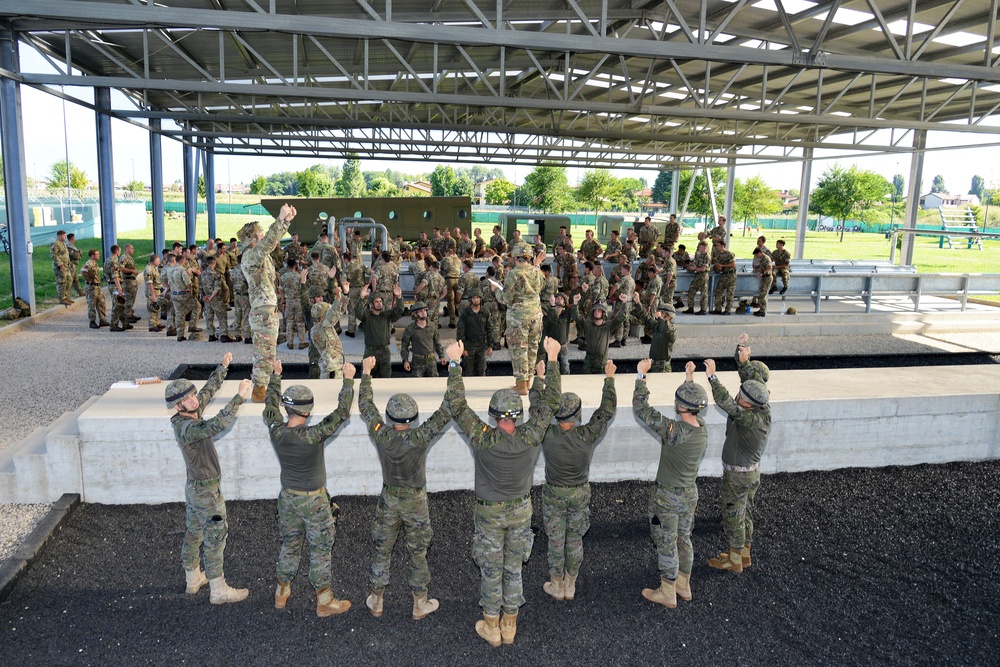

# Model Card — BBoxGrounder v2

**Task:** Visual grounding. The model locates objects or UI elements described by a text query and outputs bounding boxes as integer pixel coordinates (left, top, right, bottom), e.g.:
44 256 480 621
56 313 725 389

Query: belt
87 282 100 287
548 482 588 489
723 463 760 473
187 477 220 487
124 277 136 281
476 492 530 506
413 353 437 359
283 487 326 497
383 484 424 495
171 291 189 295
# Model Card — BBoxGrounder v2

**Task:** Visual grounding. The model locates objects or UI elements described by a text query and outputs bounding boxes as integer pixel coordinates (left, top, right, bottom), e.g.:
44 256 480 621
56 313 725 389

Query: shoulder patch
482 425 489 433
374 423 381 432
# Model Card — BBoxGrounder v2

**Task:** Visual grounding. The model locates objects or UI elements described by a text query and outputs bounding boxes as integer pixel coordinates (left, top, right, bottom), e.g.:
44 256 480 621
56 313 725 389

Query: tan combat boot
741 544 752 568
208 577 249 604
475 612 502 647
316 587 351 617
274 580 291 609
251 384 266 403
500 610 518 645
366 589 384 618
708 549 744 573
675 572 692 602
514 381 529 396
563 573 578 601
543 574 564 601
184 568 208 595
641 578 677 609
412 591 440 620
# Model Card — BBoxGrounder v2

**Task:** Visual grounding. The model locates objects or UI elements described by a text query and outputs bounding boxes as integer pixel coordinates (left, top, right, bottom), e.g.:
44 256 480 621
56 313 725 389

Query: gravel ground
1 462 998 665
0 504 49 561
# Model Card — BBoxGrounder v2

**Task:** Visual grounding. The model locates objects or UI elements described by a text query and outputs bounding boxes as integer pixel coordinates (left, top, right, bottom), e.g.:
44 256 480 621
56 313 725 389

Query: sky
14 48 1000 198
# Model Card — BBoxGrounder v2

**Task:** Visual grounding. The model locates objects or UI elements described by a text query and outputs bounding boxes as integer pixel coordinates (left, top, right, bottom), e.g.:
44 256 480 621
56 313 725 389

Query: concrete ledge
0 295 85 340
0 493 80 602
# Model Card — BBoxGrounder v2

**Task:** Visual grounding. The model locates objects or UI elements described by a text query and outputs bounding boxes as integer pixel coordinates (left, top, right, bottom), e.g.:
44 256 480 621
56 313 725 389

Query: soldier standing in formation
231 254 251 343
712 240 737 315
201 256 232 342
279 258 308 349
120 243 140 323
684 240 710 316
752 247 773 317
83 248 107 328
66 233 85 298
104 244 131 332
142 253 165 332
50 230 73 306
631 295 676 372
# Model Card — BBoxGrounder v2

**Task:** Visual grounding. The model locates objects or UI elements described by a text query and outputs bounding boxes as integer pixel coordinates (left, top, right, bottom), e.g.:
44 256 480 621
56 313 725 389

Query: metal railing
889 227 1000 264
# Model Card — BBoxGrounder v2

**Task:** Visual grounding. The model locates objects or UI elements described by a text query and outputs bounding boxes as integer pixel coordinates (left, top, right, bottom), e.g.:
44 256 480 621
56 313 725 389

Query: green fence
147 201 270 216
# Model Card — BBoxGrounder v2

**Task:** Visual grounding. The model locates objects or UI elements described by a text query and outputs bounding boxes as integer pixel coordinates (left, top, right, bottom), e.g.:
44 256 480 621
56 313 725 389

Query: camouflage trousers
249 306 279 387
446 278 459 325
505 309 543 383
411 353 439 378
159 294 174 329
123 279 138 317
687 275 708 312
205 297 229 337
648 482 698 580
147 294 161 327
662 284 676 310
649 359 670 373
775 268 790 291
583 352 608 374
284 299 307 345
427 299 442 332
611 307 630 342
369 485 433 594
472 497 534 616
182 479 228 580
757 275 773 315
109 289 128 329
173 294 197 338
232 294 249 338
316 336 345 378
461 347 487 377
720 468 761 550
53 264 72 301
363 345 391 378
276 488 337 591
346 289 362 334
85 284 106 324
714 273 736 313
542 483 591 578
68 263 84 296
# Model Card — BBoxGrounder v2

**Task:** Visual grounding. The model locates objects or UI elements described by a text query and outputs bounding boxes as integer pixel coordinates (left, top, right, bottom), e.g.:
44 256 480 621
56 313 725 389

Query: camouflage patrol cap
739 379 769 408
164 379 196 408
386 393 419 423
311 301 331 321
237 221 262 244
488 389 524 421
674 381 708 412
657 302 676 315
115 293 127 306
281 385 314 416
410 301 428 313
554 392 582 422
739 360 770 384
516 247 534 260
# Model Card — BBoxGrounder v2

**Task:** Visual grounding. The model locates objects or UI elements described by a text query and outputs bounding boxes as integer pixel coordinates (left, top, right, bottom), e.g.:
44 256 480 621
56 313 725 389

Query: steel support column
724 158 736 239
182 141 196 246
95 87 116 261
204 142 216 241
0 30 34 311
901 131 926 266
670 169 680 215
795 147 813 260
149 118 165 255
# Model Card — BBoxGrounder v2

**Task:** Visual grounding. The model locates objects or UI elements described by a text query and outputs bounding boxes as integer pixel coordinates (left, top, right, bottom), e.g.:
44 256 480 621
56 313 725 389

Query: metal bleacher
938 207 983 250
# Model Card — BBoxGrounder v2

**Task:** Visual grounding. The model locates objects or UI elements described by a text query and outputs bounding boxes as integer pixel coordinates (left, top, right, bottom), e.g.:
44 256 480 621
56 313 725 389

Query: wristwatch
636 372 645 381
708 374 718 382
449 360 460 369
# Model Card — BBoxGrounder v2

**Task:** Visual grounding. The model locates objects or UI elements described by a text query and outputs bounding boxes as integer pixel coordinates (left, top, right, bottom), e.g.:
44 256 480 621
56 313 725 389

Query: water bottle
781 304 787 315
745 304 751 315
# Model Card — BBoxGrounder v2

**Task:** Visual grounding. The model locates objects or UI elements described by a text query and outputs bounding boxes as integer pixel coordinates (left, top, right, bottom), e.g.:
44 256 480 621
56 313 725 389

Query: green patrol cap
675 381 708 411
488 389 524 420
554 393 582 421
386 393 419 423
410 301 428 313
164 379 196 408
281 385 314 416
739 379 769 408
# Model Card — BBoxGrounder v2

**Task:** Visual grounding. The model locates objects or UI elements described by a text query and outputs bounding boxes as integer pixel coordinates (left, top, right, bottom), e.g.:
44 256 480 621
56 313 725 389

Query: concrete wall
2 366 999 504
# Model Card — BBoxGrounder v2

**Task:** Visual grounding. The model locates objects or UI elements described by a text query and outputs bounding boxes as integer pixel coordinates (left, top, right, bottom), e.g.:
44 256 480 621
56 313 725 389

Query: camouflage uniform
603 237 623 262
633 378 708 580
50 238 72 302
359 377 451 595
421 270 446 331
231 264 250 340
343 261 371 335
159 263 175 332
306 262 331 301
213 250 232 305
754 253 774 315
489 232 507 255
242 214 293 389
687 249 710 313
311 301 346 378
104 255 128 329
264 373 354 591
457 303 496 376
170 365 245 579
541 378 616 579
143 262 162 328
640 274 663 338
771 247 791 293
67 241 84 297
611 273 635 342
495 262 545 384
663 221 682 249
447 360 562 617
456 269 479 314
440 255 461 326
556 252 578 292
580 238 602 263
400 320 444 378
171 264 199 340
202 267 230 338
119 252 139 319
713 249 737 314
539 274 559 304
279 271 307 347
638 223 660 258
660 255 678 309
82 257 106 325
375 259 400 305
182 254 203 323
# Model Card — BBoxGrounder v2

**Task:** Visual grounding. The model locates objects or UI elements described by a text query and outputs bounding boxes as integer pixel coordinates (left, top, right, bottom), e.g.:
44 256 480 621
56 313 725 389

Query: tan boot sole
317 600 352 617
641 587 677 609
475 621 501 647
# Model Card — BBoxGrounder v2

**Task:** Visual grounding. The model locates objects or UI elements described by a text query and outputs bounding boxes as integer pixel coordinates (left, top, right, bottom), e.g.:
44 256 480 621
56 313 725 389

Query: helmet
517 247 534 260
554 292 569 306
674 381 708 412
410 301 428 314
488 389 524 421
785 306 798 315
466 286 482 300
590 302 609 317
739 360 770 384
115 293 127 305
657 302 676 315
554 393 582 422
386 393 419 423
164 379 196 408
237 221 261 244
281 385 314 416
739 379 769 408
311 301 331 321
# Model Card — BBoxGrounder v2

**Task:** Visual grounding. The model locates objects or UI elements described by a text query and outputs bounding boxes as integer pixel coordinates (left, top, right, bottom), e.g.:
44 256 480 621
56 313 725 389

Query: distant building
474 178 502 205
920 192 980 209
777 190 799 209
402 180 432 196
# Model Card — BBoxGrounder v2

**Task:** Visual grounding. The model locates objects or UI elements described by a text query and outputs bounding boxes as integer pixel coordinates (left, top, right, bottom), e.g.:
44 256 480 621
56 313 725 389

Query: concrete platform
1 364 997 504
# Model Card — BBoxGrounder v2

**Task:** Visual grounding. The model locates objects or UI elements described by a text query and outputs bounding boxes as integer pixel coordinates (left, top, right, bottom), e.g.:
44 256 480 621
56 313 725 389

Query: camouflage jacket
633 378 707 488
489 233 507 253
306 262 331 297
242 216 292 309
143 263 162 294
539 275 559 302
457 270 479 298
714 250 736 274
604 238 623 259
104 256 122 288
690 250 710 275
497 264 544 314
580 239 602 261
771 248 791 270
663 222 682 245
710 378 771 468
50 240 69 268
754 253 773 276
279 270 303 302
231 264 249 296
420 270 446 301
344 261 371 292
201 267 225 300
82 258 102 285
67 243 83 264
440 255 461 280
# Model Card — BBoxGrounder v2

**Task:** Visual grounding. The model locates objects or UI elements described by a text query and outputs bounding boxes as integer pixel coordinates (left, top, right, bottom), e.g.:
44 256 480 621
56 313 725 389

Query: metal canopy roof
4 0 1000 169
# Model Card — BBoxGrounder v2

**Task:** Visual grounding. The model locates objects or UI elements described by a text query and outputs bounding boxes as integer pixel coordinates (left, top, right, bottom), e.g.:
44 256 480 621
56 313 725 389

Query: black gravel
2 462 998 665
175 352 1000 380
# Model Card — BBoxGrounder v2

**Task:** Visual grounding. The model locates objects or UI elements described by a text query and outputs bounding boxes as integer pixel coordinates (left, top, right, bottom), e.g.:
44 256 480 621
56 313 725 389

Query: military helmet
738 360 770 384
115 293 127 305
386 393 419 423
13 297 30 317
311 301 331 321
554 292 569 306
466 285 482 300
554 392 582 422
785 306 798 315
674 381 708 412
590 302 609 317
410 301 428 314
739 379 769 408
164 378 196 408
488 388 524 421
517 247 534 260
657 302 676 315
237 220 261 244
281 385 314 416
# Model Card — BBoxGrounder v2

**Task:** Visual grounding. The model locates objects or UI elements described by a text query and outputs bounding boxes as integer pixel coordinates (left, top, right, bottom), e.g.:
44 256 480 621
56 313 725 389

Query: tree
366 176 399 198
810 164 891 241
523 165 574 213
198 176 206 199
576 169 616 221
612 177 645 212
124 180 144 193
651 171 673 205
335 156 366 198
931 174 946 193
484 178 515 205
892 174 905 200
263 171 298 196
970 175 985 199
297 168 334 197
732 175 782 233
48 160 88 191
249 175 267 195
677 168 726 218
429 165 457 197
453 174 475 197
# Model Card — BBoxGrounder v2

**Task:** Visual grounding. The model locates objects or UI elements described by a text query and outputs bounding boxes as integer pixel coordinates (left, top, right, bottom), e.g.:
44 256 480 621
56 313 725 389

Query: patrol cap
164 379 196 408
674 381 708 412
410 301 428 313
311 301 331 321
237 220 262 244
554 393 582 422
488 389 524 420
657 303 676 315
739 379 769 408
281 385 314 416
386 393 419 423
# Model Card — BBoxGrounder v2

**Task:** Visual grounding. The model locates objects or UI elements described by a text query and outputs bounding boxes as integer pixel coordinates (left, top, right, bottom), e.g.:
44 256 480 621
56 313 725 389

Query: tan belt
283 486 326 497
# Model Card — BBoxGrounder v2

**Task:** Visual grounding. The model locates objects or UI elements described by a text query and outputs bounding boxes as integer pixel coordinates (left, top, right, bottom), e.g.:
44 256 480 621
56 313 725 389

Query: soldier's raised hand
362 356 377 375
237 379 252 399
581 281 589 293
685 360 696 375
704 359 717 376
273 359 283 375
637 358 652 375
738 332 750 346
543 336 561 360
279 203 293 221
222 351 233 368
619 292 628 302
632 291 640 303
573 293 582 305
392 284 402 298
343 362 356 380
445 340 464 362
361 284 370 298
605 359 617 377
535 360 546 378
738 346 751 364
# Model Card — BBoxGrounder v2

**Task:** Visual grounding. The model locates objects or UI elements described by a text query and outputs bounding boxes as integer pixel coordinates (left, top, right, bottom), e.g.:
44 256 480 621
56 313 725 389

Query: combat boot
475 612 501 647
641 578 677 609
252 384 267 403
412 591 439 620
708 549 744 573
543 574 564 601
220 335 234 343
297 342 309 349
166 328 176 337
563 573 578 601
184 568 208 594
209 335 219 342
741 544 752 568
99 320 110 327
89 321 100 329
316 587 351 617
682 307 695 314
500 610 518 645
244 337 253 344
110 326 125 332
675 572 692 601
61 297 74 306
287 342 294 349
365 589 384 618
514 380 529 396
274 580 291 609
208 577 249 604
